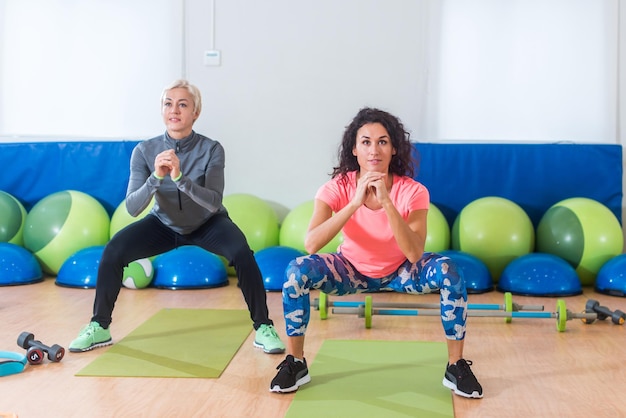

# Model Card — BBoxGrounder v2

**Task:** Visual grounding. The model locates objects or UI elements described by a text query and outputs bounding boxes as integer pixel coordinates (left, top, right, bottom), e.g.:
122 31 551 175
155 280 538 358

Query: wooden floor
1 277 625 418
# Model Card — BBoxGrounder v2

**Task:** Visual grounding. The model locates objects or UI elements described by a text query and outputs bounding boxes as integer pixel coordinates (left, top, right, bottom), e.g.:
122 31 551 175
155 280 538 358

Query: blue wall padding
413 143 623 226
0 141 622 224
0 141 139 214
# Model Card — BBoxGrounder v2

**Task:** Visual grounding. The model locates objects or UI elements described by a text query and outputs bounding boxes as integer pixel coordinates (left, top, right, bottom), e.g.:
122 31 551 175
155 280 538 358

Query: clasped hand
154 149 181 179
353 172 389 207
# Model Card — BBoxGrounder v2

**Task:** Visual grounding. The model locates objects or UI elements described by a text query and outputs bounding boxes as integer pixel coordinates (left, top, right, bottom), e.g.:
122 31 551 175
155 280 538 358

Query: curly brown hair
331 107 417 179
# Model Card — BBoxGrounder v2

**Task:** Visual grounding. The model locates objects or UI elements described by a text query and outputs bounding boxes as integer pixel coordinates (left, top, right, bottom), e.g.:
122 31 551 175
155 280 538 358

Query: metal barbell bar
314 291 544 323
332 296 597 332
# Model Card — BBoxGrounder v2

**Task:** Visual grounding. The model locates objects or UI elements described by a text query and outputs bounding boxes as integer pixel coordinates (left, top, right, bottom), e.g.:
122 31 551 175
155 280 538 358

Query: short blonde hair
161 79 202 115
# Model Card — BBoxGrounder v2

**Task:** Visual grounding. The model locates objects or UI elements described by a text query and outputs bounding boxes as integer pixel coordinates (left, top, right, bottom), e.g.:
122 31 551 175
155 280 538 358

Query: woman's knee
230 243 254 264
426 254 461 286
442 257 463 284
283 257 309 290
100 241 128 266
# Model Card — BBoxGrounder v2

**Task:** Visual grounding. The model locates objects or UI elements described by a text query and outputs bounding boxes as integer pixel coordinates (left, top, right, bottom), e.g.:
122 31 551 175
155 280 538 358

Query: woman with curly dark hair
270 107 483 399
332 107 416 179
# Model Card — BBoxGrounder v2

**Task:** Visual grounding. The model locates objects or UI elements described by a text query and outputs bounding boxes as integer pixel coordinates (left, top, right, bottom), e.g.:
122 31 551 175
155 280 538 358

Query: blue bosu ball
497 253 582 296
56 245 104 289
153 246 228 290
0 242 43 286
440 250 494 294
255 245 305 291
595 254 626 297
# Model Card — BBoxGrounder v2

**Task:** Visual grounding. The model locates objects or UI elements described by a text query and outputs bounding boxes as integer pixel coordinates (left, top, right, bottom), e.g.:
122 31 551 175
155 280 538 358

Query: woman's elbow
406 248 425 264
303 235 322 255
125 203 140 218
304 241 319 255
407 255 420 264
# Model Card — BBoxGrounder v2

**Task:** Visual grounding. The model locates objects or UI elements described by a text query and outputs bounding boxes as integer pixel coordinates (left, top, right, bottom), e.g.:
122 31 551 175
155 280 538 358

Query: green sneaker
69 322 113 353
253 324 285 354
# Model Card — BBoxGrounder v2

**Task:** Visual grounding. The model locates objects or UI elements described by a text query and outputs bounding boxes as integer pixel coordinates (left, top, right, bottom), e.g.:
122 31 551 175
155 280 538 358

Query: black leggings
92 213 272 330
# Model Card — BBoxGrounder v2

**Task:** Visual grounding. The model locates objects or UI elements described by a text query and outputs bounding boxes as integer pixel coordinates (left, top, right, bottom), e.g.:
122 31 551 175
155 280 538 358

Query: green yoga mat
286 340 453 418
76 308 251 378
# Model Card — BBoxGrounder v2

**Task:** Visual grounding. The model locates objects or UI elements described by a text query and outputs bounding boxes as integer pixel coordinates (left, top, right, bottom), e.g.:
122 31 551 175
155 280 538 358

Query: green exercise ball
222 193 279 252
122 258 154 289
425 203 450 252
452 196 534 282
536 197 623 286
110 198 155 238
23 190 110 275
266 199 290 226
222 193 280 276
279 200 343 254
0 191 27 246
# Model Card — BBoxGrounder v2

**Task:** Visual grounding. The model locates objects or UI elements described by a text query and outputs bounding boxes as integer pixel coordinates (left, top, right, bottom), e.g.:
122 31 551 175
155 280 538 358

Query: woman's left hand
155 149 181 179
368 173 390 203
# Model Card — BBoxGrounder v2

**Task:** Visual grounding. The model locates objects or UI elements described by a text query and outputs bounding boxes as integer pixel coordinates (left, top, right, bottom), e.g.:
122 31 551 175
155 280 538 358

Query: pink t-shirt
315 171 430 278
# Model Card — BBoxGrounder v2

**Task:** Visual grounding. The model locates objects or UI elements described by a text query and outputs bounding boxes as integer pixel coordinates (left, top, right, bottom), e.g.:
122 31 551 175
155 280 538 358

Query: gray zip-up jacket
125 131 227 235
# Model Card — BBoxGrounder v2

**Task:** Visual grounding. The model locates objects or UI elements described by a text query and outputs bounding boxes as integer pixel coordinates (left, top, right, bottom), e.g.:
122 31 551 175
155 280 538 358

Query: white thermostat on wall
203 50 221 66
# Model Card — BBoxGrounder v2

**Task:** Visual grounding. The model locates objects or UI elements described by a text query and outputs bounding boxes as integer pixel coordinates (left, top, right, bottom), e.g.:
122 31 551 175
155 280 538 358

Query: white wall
186 0 431 208
430 0 618 142
0 0 182 140
0 0 621 211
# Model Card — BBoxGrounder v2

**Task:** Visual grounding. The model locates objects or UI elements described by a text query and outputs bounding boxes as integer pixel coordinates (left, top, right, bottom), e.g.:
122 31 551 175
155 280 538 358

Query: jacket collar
164 131 196 152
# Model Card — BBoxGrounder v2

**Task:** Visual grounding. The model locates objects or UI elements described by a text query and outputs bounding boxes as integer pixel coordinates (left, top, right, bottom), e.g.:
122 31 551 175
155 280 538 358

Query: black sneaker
443 359 483 398
269 355 311 393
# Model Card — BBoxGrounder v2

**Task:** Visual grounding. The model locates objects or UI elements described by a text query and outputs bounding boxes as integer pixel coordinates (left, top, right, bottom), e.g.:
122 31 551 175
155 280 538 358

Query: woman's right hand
154 149 175 178
352 171 386 208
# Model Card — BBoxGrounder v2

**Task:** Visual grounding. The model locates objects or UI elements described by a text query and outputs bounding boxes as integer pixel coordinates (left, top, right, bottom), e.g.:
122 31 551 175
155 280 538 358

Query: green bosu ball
23 190 110 275
536 197 623 286
278 200 343 254
122 258 154 289
110 198 155 238
452 196 534 282
0 191 27 246
425 203 450 252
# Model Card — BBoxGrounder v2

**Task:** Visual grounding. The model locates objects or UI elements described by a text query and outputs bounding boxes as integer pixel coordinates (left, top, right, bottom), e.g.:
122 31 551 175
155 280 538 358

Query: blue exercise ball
56 245 105 289
255 245 305 291
0 243 43 286
153 246 228 289
440 250 493 294
595 254 626 297
497 253 582 296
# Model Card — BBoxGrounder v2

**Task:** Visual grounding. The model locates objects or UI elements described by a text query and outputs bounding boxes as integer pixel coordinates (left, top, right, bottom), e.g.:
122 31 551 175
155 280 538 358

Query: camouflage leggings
282 252 467 340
